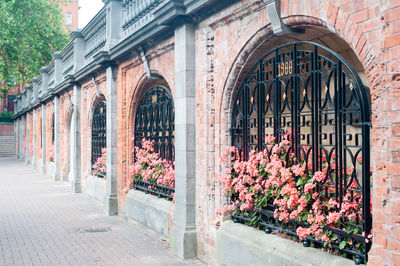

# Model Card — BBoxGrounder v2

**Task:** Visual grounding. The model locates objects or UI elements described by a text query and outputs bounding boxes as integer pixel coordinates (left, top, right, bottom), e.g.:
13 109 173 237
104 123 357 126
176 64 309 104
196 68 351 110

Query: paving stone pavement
0 158 205 266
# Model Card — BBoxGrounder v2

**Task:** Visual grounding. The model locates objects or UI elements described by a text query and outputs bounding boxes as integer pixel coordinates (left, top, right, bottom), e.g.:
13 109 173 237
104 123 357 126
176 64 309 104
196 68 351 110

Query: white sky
78 0 104 29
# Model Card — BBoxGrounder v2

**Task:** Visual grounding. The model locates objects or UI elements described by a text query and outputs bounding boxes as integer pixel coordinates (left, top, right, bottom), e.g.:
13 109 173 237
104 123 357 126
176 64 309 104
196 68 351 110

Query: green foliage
0 111 13 122
0 0 69 92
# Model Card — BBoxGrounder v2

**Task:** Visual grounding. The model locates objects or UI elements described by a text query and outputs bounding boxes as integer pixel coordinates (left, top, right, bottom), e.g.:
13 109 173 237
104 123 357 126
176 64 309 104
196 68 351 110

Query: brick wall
36 107 42 159
46 101 55 168
80 73 107 184
117 36 175 212
192 0 400 264
60 91 73 181
29 112 33 157
0 123 14 136
13 0 400 264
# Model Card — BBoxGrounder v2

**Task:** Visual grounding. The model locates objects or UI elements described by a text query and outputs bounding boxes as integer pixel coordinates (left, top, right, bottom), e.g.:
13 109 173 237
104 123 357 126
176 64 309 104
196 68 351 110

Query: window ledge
216 220 361 266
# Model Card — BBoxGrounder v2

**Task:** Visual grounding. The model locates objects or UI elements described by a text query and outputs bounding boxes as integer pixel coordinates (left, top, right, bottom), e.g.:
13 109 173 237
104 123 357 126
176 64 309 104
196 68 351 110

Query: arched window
133 84 175 199
134 85 174 161
51 113 55 144
91 101 106 171
231 42 371 263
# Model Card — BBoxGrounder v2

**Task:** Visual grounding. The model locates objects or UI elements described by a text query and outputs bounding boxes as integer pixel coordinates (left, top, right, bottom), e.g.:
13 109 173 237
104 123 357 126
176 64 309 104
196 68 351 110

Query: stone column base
171 224 197 259
104 194 118 216
71 180 81 193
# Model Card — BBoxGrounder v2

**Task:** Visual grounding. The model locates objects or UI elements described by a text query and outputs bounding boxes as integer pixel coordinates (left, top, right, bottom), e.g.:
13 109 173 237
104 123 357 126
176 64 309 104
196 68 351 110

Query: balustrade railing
121 0 163 39
62 43 74 76
83 10 106 60
47 63 55 89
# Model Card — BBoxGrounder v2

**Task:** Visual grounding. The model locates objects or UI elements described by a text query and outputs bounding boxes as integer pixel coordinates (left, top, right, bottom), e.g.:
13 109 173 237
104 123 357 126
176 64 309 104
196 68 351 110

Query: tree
0 0 69 94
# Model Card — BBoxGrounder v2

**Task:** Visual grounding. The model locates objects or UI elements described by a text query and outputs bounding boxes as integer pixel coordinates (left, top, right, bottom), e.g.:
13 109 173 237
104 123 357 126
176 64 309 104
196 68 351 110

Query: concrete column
15 118 20 159
41 104 47 175
32 109 37 168
25 113 30 164
54 96 61 180
70 85 81 193
171 23 197 258
105 65 118 215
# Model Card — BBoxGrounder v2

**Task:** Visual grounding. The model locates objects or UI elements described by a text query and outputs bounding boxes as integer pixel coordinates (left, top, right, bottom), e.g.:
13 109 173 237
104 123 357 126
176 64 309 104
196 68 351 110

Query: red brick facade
15 0 400 265
80 73 107 185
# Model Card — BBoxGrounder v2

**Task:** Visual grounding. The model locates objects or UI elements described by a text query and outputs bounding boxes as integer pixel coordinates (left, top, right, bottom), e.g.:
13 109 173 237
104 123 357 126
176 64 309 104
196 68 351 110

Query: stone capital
53 51 62 60
70 29 83 39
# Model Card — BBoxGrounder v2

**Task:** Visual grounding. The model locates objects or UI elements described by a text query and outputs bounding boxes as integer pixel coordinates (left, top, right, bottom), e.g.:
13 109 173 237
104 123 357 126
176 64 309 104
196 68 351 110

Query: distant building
59 0 79 32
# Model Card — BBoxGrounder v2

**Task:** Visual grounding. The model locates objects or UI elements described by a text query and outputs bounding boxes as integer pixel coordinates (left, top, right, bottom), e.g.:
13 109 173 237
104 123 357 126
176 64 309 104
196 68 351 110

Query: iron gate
91 101 106 167
231 41 371 263
133 85 175 199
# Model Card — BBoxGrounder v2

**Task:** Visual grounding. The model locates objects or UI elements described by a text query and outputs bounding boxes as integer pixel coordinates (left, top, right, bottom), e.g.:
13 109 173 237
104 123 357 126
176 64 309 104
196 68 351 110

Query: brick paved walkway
0 158 203 266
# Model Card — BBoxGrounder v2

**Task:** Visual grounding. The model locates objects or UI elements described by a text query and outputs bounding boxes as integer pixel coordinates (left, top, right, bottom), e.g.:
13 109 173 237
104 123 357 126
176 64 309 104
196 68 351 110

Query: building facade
13 0 400 265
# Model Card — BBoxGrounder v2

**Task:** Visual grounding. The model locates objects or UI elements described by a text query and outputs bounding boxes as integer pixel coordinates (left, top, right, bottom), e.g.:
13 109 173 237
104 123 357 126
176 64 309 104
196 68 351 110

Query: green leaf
339 240 346 250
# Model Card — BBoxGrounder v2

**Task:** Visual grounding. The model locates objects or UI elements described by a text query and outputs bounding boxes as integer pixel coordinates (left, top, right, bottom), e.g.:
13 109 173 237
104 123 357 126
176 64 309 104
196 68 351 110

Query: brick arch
217 15 382 260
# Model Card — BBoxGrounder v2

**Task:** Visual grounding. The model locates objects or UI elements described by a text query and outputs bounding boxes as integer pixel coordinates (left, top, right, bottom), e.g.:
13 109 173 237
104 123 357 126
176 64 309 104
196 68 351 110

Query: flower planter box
84 175 106 205
216 220 358 266
126 189 173 239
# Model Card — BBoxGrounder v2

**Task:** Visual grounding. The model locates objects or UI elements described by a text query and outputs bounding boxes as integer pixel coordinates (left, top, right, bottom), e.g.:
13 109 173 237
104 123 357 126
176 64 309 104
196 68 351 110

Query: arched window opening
133 84 175 199
230 41 371 263
91 101 106 177
51 113 55 144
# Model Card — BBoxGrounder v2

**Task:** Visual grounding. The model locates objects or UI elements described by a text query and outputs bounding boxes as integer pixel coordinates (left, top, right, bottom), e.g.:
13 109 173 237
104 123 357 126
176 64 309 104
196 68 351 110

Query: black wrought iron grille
231 41 371 263
91 101 106 176
134 85 175 200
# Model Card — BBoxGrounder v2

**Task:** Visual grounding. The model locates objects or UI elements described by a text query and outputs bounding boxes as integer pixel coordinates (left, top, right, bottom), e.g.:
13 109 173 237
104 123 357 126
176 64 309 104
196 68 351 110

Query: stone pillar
71 30 85 73
20 115 25 161
25 113 30 164
41 104 47 175
171 23 197 258
15 118 20 159
54 96 61 181
32 109 37 168
70 84 81 193
105 65 118 215
53 52 63 85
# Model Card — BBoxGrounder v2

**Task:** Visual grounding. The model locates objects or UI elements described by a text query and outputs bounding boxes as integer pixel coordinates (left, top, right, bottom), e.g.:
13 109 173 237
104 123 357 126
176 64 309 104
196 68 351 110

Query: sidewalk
0 158 203 266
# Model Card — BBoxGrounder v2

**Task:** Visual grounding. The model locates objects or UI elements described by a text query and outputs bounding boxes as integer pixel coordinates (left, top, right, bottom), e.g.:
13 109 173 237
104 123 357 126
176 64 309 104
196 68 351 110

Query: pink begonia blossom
214 132 371 249
48 145 55 163
128 139 175 195
92 148 107 178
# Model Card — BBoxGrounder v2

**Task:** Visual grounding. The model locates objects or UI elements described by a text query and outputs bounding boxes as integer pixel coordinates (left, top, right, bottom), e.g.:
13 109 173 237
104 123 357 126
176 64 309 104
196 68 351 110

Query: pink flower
265 135 276 144
304 183 315 194
312 171 325 182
